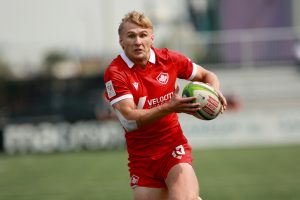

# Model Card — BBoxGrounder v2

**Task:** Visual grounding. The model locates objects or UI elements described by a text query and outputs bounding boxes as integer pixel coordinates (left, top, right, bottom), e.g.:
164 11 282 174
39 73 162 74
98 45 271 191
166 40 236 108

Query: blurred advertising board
3 120 124 154
180 109 300 148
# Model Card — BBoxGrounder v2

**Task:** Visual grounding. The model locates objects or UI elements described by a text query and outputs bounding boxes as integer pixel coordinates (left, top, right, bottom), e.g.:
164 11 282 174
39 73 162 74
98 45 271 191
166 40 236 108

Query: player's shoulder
104 55 129 81
105 55 127 74
153 47 174 56
153 47 185 61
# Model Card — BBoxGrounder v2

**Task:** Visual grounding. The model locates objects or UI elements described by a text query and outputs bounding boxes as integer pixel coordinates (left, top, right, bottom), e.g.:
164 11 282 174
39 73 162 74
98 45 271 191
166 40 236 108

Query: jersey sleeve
103 65 133 105
169 50 198 80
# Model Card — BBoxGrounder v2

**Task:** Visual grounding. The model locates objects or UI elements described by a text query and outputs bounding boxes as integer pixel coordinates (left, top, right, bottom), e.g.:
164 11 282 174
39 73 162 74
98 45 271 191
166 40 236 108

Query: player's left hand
205 83 227 114
215 89 227 113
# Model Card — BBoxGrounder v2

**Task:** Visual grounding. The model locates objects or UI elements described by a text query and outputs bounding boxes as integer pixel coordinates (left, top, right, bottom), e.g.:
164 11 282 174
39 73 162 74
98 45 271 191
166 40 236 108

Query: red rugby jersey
104 48 197 158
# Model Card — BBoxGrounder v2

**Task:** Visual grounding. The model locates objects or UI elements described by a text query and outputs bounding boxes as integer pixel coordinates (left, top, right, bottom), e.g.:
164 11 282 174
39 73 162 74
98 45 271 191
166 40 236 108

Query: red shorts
128 143 193 188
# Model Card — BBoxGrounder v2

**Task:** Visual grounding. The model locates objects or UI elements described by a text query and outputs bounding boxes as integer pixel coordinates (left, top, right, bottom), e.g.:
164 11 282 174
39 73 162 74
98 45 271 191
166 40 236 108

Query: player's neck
134 58 148 69
137 61 147 69
131 53 150 68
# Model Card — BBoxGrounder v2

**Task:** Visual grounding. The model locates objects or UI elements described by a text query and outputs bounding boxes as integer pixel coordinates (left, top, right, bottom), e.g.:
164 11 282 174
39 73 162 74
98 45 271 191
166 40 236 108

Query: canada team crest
156 72 169 84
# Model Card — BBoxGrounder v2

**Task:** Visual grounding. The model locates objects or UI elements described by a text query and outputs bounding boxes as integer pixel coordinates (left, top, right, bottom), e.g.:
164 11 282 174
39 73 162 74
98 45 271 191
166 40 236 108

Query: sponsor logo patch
105 80 116 98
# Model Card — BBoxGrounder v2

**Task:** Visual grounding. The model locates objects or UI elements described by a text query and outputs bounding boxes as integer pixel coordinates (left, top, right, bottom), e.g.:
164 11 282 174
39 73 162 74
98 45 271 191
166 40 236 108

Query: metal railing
168 26 299 68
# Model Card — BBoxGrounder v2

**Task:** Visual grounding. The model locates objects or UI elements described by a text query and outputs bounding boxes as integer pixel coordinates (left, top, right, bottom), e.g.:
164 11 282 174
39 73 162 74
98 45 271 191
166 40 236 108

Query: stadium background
0 0 300 199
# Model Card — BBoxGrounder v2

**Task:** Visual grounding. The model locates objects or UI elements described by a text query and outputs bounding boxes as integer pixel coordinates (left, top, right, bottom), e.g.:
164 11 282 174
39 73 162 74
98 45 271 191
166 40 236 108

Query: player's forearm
113 89 199 130
113 98 175 130
205 72 220 90
195 71 220 91
126 103 173 128
193 65 221 90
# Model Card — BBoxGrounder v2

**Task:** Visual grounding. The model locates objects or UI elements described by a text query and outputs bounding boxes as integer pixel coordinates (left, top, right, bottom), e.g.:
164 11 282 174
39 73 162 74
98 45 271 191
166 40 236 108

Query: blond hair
118 11 153 35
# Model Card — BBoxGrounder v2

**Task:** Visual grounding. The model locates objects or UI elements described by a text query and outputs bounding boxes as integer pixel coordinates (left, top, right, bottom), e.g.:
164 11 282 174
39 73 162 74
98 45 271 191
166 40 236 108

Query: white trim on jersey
148 49 156 64
114 109 138 131
120 52 134 68
188 63 199 80
120 49 156 68
111 96 147 131
137 96 147 109
110 94 133 105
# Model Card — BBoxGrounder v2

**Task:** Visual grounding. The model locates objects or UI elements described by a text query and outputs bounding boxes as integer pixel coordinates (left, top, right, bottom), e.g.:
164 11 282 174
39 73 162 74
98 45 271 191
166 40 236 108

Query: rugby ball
182 82 222 120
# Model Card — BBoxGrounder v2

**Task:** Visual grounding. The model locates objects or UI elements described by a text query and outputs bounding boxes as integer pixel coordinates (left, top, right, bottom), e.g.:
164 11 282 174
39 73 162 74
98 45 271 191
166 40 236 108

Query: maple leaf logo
156 72 169 84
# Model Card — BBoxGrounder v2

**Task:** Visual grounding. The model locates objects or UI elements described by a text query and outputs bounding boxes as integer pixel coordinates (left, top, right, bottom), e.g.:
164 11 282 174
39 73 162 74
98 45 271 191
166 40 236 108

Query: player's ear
150 34 154 46
119 37 124 49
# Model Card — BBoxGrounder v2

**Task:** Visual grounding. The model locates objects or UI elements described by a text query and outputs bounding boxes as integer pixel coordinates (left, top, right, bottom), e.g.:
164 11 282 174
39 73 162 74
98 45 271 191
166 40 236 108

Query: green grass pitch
0 145 299 200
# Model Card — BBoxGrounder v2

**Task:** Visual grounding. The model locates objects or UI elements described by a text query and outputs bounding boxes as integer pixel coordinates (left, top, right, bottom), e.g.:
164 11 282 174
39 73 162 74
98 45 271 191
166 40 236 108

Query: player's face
119 22 154 66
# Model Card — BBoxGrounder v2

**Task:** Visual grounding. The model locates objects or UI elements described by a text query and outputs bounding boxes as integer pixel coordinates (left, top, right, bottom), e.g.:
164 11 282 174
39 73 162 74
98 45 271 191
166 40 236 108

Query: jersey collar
120 48 156 69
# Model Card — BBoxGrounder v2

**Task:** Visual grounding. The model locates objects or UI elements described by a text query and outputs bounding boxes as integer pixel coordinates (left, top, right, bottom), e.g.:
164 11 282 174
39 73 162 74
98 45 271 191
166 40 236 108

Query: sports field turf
0 145 299 200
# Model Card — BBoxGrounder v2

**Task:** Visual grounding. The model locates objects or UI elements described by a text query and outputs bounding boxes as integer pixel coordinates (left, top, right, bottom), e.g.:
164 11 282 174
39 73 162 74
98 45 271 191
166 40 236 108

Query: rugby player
104 11 227 200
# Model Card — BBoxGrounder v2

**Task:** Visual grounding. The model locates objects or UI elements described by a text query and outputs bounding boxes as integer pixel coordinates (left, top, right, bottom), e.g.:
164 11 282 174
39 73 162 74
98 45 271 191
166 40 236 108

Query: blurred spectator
0 128 3 151
225 94 242 111
293 39 300 66
187 0 218 31
95 90 116 121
